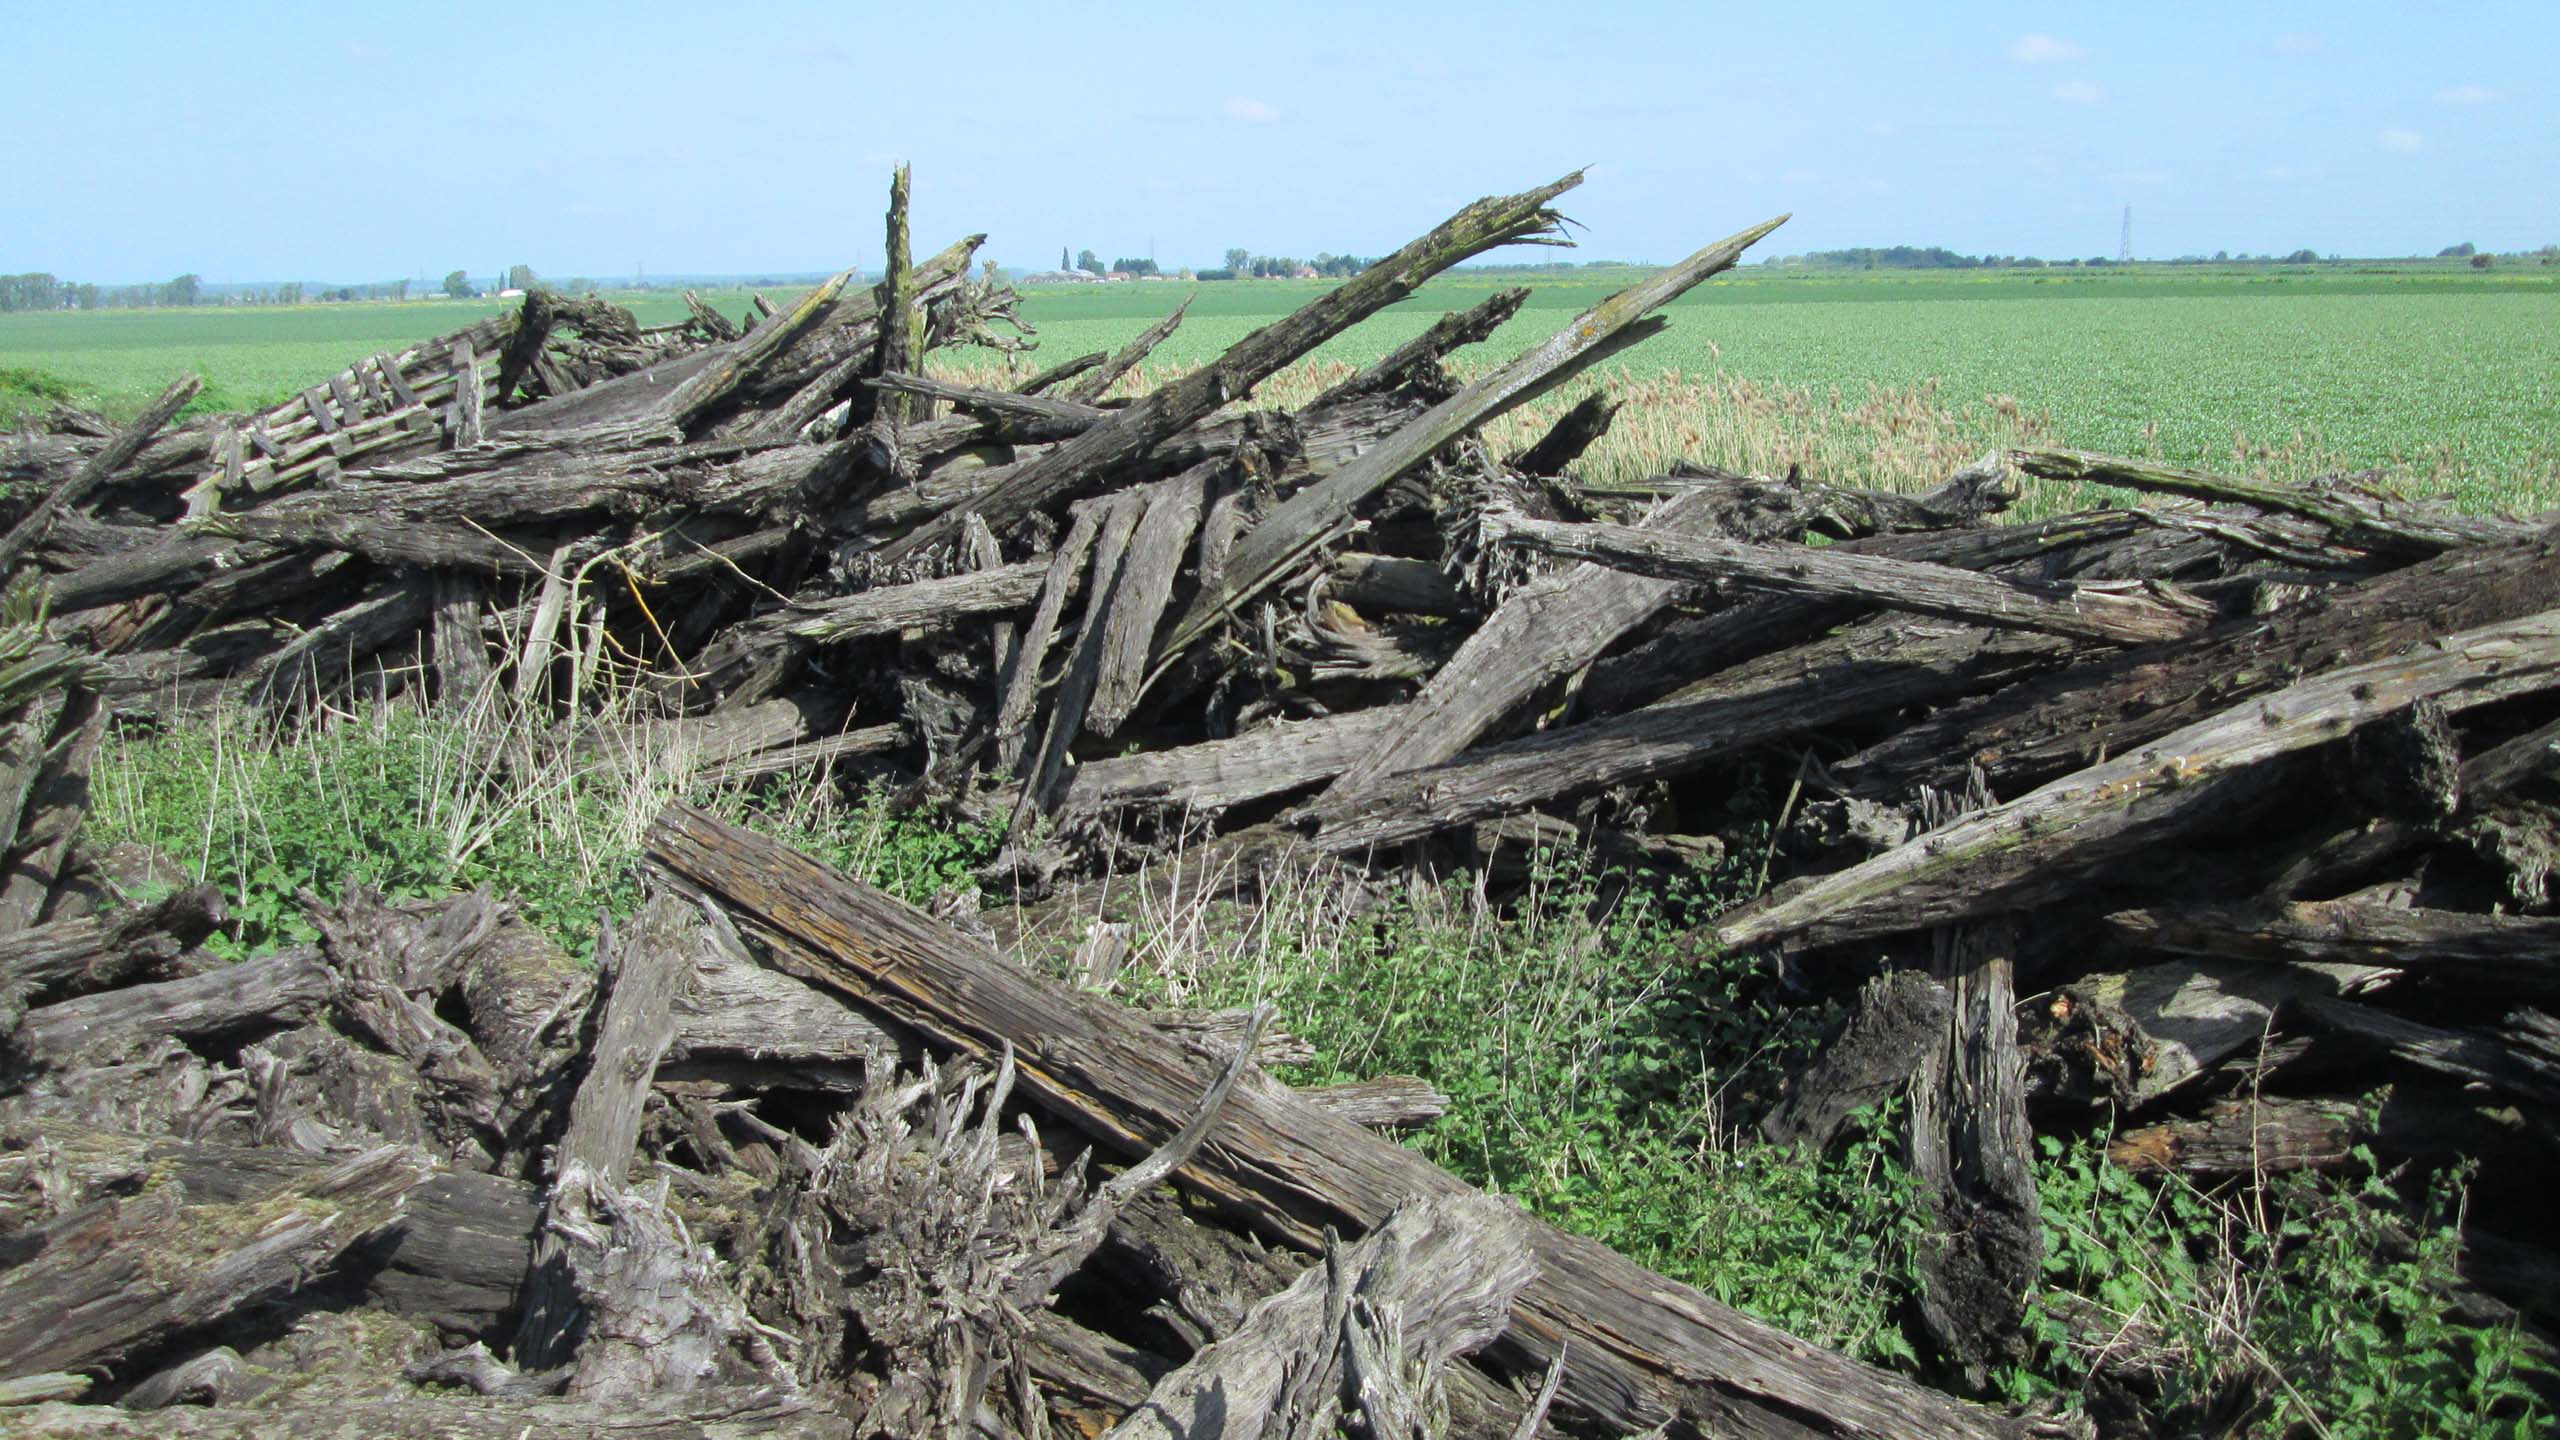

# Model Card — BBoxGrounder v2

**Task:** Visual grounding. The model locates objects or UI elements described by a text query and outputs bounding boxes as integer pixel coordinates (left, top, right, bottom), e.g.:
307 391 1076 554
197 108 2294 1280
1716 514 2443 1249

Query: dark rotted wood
1715 609 2560 957
1120 522 2111 818
2019 960 2390 1111
2107 1095 2366 1175
1324 456 2021 795
2013 446 2538 558
1483 506 2208 645
2107 899 2560 999
676 560 1051 709
308 892 510 1167
1508 391 1620 476
431 570 493 701
1066 292 1193 404
0 375 201 574
0 883 223 1027
992 502 1106 777
515 892 700 1371
1833 520 2560 803
877 174 1585 561
1581 510 2142 715
493 291 558 407
0 1122 541 1337
42 534 280 615
0 1143 431 1379
867 371 1107 432
1303 616 2068 854
12 945 331 1069
1154 215 1784 671
1906 917 2040 1388
1086 462 1218 736
0 685 104 932
2300 995 2560 1107
1013 493 1147 830
683 291 743 344
740 236 982 440
246 583 433 709
1760 971 1952 1149
644 804 2019 1440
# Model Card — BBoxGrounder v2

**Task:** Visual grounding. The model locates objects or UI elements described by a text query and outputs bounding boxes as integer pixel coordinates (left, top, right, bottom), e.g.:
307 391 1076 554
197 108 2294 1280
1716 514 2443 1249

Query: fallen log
1832 521 2560 803
1713 608 2560 957
13 945 332 1069
2106 899 2560 999
0 882 223 1027
645 803 2019 1440
2013 447 2536 558
1481 506 2210 645
0 1143 430 1380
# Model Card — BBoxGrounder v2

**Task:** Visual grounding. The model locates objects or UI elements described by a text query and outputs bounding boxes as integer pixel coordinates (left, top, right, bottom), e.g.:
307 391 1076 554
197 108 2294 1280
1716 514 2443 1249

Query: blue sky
5 0 2552 283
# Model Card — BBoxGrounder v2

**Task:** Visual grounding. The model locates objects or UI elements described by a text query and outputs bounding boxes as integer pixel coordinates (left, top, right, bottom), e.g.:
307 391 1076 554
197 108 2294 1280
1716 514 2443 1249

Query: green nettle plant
2031 1131 2551 1436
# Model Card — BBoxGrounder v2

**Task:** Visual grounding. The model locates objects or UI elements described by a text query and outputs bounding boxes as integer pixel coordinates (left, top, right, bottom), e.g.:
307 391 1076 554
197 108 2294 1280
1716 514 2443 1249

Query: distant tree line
0 271 439 310
1201 249 1372 279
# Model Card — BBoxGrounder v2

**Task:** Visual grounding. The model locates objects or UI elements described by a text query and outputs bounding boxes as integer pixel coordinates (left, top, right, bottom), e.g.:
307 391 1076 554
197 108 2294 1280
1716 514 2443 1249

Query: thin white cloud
1225 97 1282 123
2272 34 2323 55
2110 169 2172 186
2009 34 2084 63
2051 81 2107 104
2380 129 2424 153
343 40 387 62
2434 84 2500 105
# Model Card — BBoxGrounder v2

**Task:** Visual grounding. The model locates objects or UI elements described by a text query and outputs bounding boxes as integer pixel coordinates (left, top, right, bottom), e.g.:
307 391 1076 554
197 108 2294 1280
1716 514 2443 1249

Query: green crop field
6 263 2554 512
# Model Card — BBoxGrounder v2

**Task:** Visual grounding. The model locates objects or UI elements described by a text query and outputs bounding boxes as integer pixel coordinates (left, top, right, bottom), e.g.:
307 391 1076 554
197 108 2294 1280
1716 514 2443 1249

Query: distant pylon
2119 205 2133 263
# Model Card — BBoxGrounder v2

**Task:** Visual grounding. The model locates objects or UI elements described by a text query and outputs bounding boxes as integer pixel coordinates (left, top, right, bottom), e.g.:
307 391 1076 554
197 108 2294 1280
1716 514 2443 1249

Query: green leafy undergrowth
2032 1131 2551 1436
1104 842 1931 1365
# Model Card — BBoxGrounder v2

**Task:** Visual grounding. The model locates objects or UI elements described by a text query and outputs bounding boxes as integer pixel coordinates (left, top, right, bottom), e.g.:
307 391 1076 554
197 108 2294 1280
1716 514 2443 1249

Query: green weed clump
86 703 1003 959
2032 1132 2551 1436
1096 841 1932 1365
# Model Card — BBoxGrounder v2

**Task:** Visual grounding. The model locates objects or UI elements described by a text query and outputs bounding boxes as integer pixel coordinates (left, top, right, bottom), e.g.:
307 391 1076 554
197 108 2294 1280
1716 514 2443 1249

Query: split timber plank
1153 213 1788 673
645 804 2019 1440
875 173 1586 561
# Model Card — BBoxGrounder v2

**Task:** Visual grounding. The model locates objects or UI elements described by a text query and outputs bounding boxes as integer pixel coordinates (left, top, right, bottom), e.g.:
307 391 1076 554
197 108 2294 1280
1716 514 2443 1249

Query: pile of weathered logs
6 162 2560 1432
